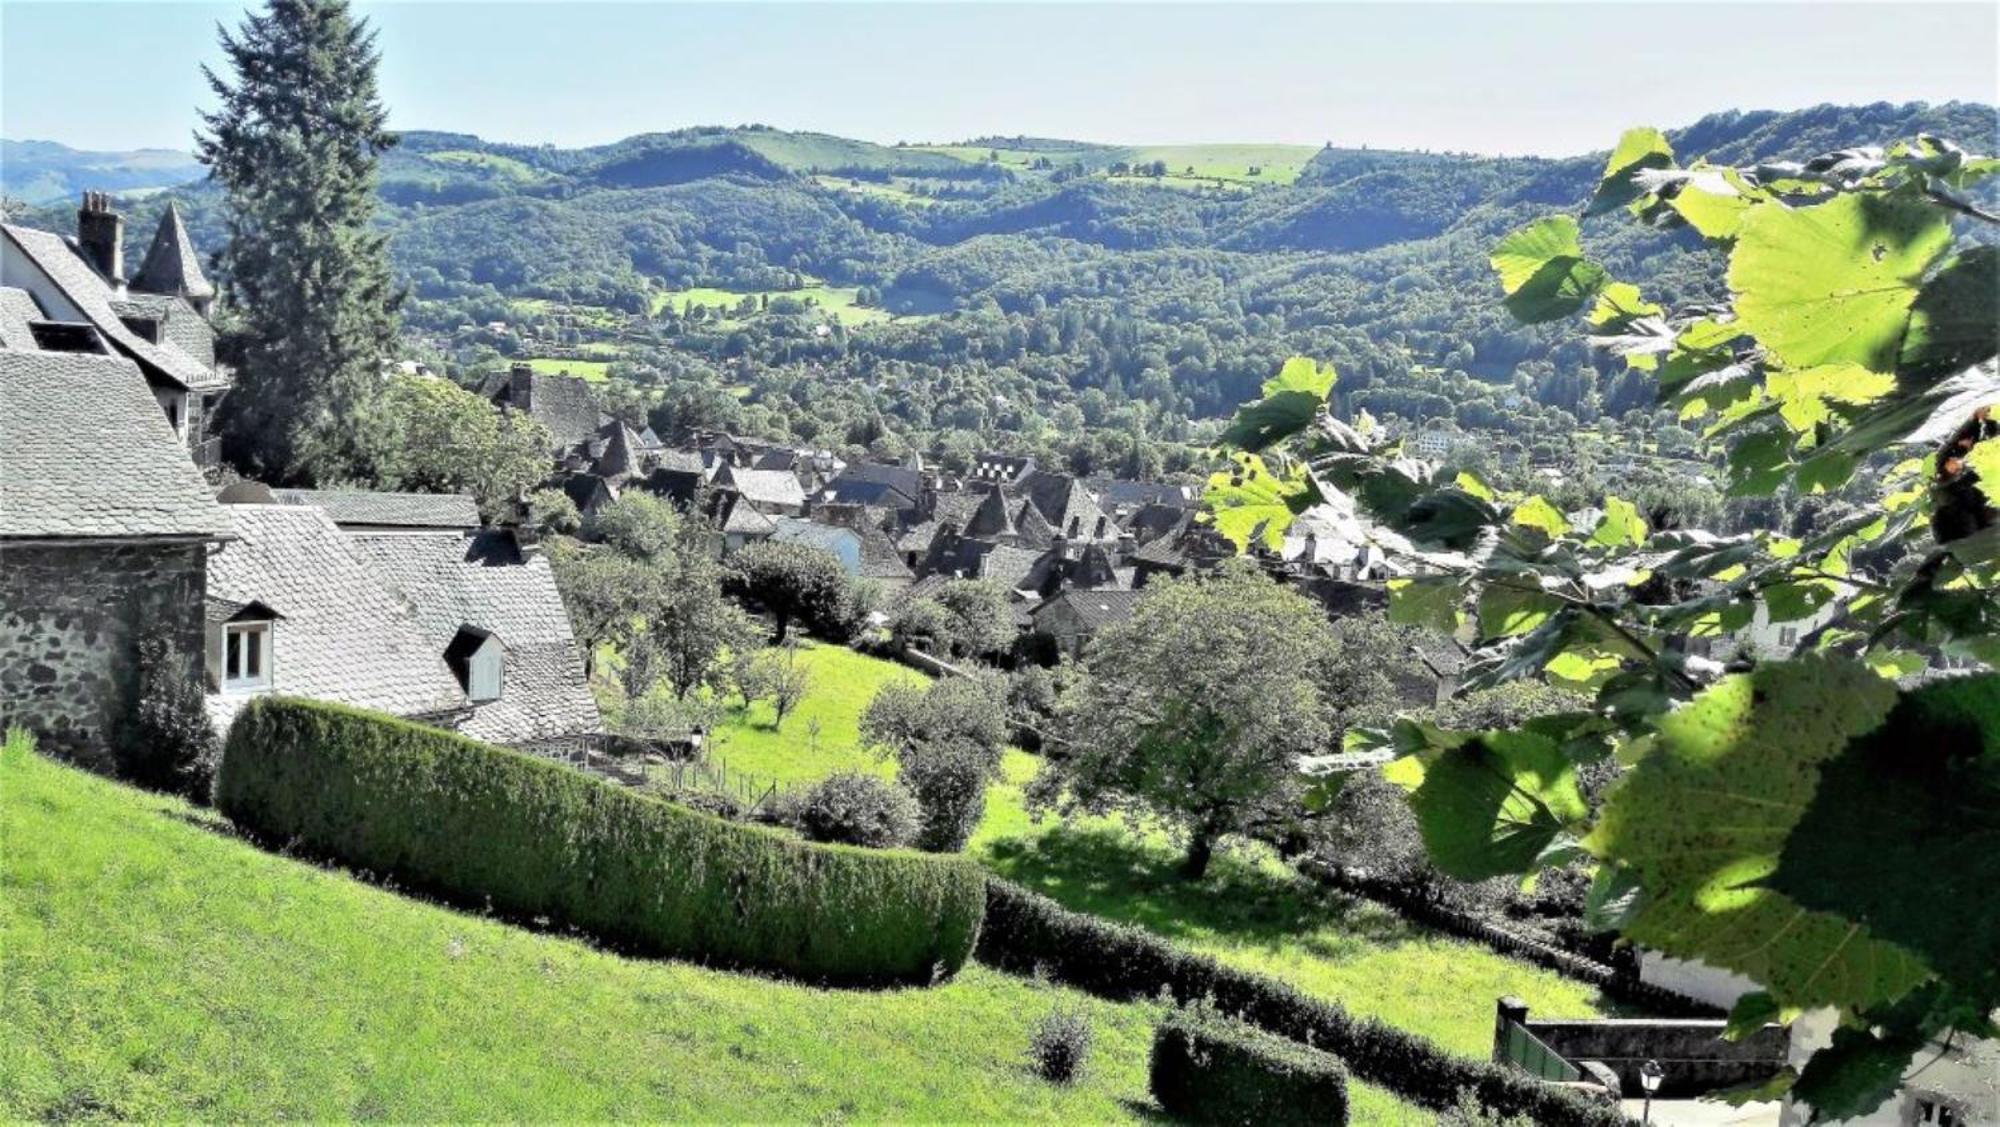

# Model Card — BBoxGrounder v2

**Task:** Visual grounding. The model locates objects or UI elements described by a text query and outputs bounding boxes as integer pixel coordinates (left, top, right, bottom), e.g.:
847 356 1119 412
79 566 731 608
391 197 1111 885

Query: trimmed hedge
1151 1010 1349 1126
977 880 1628 1127
216 698 985 985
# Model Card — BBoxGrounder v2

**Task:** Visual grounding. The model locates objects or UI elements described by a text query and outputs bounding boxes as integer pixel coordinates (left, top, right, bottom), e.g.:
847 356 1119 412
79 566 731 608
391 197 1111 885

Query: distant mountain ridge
0 139 207 204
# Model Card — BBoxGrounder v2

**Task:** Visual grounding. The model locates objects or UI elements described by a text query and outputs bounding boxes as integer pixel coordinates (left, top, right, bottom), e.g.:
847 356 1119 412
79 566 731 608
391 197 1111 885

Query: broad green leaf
1765 364 1898 432
1899 246 2000 384
1791 1026 1925 1123
1544 647 1624 690
1400 486 1501 550
1490 216 1608 324
1399 730 1590 881
1587 281 1662 328
1587 656 1932 1010
1510 494 1570 537
1585 127 1675 217
1387 577 1462 633
1453 470 1495 501
1721 992 1785 1041
1202 452 1313 551
1763 579 1838 624
1729 194 1952 373
1667 168 1764 240
1477 583 1563 638
1218 356 1338 452
1769 674 2000 1012
1590 496 1647 548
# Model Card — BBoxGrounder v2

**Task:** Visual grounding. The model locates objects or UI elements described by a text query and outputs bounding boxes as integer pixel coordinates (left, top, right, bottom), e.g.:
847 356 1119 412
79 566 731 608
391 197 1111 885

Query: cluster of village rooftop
0 194 1413 771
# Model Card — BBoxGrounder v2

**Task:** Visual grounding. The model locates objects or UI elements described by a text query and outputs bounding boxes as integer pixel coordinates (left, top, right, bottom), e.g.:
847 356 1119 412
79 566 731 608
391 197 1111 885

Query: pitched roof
494 368 605 454
964 485 1016 540
0 286 41 349
1 222 224 391
768 515 856 555
832 461 924 504
822 476 919 510
131 203 215 300
976 544 1044 593
1025 472 1114 541
349 530 602 746
0 350 225 539
719 493 777 536
1033 588 1144 631
721 466 806 511
205 506 468 728
272 488 481 530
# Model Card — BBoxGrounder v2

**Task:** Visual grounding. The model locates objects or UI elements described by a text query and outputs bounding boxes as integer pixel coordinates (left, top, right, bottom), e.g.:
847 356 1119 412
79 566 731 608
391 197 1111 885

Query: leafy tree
649 516 764 701
200 0 400 482
1218 129 2000 1117
892 578 1014 661
365 376 550 519
1035 562 1337 878
585 492 681 560
524 487 581 536
726 541 853 642
737 642 812 729
547 543 650 680
862 675 1009 852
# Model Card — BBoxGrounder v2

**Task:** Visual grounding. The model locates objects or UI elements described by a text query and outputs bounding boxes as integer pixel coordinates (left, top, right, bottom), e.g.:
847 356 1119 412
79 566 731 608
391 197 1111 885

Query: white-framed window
222 622 272 692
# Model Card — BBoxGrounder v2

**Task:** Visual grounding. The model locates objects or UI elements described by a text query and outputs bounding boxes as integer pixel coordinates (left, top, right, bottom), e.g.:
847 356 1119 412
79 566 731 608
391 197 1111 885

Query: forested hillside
23 100 1992 503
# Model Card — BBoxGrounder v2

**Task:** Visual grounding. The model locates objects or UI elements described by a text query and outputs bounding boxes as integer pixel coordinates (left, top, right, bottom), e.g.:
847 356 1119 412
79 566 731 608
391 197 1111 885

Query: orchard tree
200 0 400 482
1034 561 1336 878
1207 131 1999 1116
366 376 549 518
862 674 1009 852
727 541 853 642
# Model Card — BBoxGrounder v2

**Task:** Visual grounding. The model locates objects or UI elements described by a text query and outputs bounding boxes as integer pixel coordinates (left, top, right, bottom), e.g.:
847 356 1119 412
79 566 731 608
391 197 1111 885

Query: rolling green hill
0 734 1169 1122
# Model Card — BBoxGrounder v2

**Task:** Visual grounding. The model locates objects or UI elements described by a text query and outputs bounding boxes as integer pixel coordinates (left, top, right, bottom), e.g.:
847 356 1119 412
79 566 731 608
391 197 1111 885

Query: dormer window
446 625 504 703
223 622 271 691
208 598 281 694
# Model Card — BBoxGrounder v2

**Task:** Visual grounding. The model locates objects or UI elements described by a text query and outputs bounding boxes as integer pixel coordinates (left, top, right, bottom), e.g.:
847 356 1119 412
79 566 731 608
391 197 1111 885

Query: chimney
509 361 534 405
76 192 125 286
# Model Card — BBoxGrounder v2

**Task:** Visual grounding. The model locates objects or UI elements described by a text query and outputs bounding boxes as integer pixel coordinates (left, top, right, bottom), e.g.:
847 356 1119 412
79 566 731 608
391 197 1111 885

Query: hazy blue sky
4 2 1995 156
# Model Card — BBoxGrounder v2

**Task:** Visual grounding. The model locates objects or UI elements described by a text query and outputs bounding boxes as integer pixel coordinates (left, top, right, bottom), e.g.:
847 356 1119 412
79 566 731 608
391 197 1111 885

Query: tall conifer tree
198 0 399 482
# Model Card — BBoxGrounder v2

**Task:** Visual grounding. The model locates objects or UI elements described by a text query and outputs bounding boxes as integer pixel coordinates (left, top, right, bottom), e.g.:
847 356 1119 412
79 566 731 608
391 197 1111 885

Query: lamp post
1639 1058 1664 1125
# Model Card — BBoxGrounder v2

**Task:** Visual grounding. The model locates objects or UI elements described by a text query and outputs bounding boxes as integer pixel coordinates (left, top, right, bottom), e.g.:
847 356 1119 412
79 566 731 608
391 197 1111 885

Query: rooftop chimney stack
76 192 125 287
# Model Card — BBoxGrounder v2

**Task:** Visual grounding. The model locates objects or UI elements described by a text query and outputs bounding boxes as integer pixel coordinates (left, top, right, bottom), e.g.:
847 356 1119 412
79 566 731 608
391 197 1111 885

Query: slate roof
205 505 468 729
653 449 708 476
1033 589 1144 631
0 350 225 539
977 544 1045 593
272 488 481 530
964 486 1017 540
0 286 42 349
719 493 777 536
131 203 215 300
831 461 924 505
1 223 225 391
721 466 806 511
349 530 602 746
768 515 855 555
492 368 606 454
111 293 217 368
1024 472 1115 541
822 477 919 510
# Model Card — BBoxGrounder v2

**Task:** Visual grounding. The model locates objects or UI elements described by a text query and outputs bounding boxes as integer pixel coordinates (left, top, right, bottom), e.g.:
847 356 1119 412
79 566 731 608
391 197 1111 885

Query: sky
3 1 1995 157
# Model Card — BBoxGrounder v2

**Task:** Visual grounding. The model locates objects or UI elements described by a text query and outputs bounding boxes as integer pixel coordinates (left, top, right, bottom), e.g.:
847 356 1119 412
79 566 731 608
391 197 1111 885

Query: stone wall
0 540 206 769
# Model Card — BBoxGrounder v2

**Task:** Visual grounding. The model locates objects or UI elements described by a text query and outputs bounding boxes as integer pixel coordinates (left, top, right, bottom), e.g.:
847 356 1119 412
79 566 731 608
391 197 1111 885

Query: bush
1027 1004 1094 1085
1150 1009 1349 1126
863 676 1009 852
658 787 744 821
126 626 219 802
216 698 986 985
976 880 1625 1126
795 772 921 849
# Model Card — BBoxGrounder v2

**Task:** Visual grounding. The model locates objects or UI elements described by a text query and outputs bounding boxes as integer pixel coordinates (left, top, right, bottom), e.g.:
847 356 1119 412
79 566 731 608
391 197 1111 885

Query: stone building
1 196 231 468
0 350 228 767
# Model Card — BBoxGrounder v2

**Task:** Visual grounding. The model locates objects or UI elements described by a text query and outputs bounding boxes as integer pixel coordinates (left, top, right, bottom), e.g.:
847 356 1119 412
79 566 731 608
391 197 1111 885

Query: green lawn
697 645 1611 1119
651 277 903 327
520 356 611 382
1 735 1169 1122
704 640 923 784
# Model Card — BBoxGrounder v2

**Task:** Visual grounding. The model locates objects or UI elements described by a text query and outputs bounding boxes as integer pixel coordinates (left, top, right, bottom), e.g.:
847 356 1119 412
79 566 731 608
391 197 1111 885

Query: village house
1 195 231 467
0 348 229 767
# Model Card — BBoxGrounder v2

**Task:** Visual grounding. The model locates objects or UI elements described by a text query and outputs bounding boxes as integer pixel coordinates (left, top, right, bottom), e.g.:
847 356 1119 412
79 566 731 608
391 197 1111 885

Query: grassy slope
707 645 1606 1119
651 279 898 327
0 738 1165 1122
521 356 611 381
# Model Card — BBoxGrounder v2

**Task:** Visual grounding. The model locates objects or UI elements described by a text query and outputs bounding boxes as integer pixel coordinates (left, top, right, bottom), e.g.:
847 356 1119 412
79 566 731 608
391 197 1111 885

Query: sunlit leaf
1765 363 1898 432
1396 729 1589 881
1202 452 1313 551
1587 657 1932 1010
1590 496 1647 548
1510 494 1570 537
1387 577 1462 633
1585 126 1675 217
1477 583 1563 638
1490 216 1607 324
1729 194 1951 373
1218 356 1338 452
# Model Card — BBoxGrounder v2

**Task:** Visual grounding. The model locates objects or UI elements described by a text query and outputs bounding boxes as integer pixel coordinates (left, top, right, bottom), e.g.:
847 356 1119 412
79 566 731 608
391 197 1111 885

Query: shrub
126 626 219 802
1150 1008 1349 1126
976 880 1625 1126
216 698 986 985
795 772 921 849
863 676 1009 852
658 787 744 821
1027 1004 1095 1085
